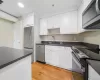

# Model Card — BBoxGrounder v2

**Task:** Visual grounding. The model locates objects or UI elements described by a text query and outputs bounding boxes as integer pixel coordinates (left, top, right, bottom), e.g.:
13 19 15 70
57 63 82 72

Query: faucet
51 36 55 41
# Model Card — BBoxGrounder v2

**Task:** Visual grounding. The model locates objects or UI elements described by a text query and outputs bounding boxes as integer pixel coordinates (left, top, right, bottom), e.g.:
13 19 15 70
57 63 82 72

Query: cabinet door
47 15 61 29
59 47 72 70
45 46 52 64
47 17 54 29
60 11 78 34
0 56 31 80
50 46 60 66
23 13 34 27
53 15 61 28
78 2 85 33
23 17 28 27
78 0 92 33
45 46 72 70
45 46 60 66
88 65 100 80
40 19 48 35
27 13 34 26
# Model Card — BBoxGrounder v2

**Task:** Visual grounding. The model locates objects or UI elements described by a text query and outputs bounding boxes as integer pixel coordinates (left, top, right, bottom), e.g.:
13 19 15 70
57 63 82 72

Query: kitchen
0 0 100 80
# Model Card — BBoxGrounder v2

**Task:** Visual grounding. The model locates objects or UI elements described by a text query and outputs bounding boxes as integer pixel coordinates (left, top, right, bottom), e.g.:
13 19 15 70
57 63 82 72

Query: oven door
72 51 85 73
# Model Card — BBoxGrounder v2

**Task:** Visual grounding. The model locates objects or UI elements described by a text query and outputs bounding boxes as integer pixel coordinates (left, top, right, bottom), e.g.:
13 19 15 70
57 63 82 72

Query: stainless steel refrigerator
24 27 33 61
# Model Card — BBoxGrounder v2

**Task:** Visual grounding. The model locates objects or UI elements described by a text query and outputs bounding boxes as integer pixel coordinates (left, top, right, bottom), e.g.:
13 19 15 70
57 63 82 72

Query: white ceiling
0 0 82 18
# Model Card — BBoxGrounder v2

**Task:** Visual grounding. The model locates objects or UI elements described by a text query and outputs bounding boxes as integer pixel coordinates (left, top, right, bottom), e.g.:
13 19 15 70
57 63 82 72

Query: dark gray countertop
87 59 100 75
36 43 82 47
36 41 83 47
0 47 32 69
77 48 100 60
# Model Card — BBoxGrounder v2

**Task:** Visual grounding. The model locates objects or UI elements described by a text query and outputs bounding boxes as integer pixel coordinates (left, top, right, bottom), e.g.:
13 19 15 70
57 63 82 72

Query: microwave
82 0 100 29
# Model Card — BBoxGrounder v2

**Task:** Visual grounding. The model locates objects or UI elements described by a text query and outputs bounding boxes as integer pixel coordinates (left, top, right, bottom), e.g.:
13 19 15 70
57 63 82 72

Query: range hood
48 28 60 35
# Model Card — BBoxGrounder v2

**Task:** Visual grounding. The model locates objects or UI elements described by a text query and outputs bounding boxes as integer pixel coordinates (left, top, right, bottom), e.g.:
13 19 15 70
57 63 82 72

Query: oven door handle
72 51 85 72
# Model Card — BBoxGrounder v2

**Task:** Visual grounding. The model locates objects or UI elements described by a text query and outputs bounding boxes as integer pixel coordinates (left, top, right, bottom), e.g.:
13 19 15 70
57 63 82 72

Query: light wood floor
32 62 83 80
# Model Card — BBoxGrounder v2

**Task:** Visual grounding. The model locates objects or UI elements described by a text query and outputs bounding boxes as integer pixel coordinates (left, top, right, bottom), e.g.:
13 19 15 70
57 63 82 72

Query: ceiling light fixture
52 4 55 7
18 2 24 8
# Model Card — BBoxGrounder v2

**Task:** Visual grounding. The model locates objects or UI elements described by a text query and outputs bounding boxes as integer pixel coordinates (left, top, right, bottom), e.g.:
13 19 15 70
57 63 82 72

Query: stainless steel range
72 45 100 80
72 46 91 80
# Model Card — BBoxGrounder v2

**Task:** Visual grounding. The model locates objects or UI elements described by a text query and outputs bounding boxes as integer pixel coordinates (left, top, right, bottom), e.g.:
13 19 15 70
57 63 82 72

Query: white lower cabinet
50 46 60 67
45 45 60 66
45 45 72 70
88 65 100 80
45 46 52 64
0 56 31 80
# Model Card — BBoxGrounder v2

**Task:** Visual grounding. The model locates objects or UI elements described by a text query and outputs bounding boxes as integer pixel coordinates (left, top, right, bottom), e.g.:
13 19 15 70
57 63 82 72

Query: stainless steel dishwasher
36 44 45 63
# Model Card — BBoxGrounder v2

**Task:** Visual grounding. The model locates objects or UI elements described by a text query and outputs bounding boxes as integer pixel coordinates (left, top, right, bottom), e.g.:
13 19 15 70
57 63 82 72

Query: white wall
13 13 41 62
0 18 14 47
79 31 100 45
13 20 24 49
0 11 18 22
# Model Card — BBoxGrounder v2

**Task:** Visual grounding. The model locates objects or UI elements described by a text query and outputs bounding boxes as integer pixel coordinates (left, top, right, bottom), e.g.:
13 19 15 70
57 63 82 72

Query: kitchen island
0 47 32 80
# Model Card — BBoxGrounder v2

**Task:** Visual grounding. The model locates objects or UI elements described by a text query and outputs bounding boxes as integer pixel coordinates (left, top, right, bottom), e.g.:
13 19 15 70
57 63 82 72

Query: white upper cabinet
53 15 61 29
40 18 48 35
40 10 78 35
23 13 34 27
47 15 61 29
60 11 78 34
47 17 54 29
47 15 60 29
78 0 92 33
78 2 85 33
